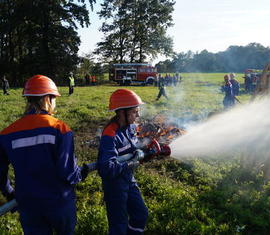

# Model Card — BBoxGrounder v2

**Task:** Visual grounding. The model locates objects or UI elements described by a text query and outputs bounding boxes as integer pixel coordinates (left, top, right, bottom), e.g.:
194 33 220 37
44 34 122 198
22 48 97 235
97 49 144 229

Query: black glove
80 164 90 181
5 191 15 202
127 150 144 169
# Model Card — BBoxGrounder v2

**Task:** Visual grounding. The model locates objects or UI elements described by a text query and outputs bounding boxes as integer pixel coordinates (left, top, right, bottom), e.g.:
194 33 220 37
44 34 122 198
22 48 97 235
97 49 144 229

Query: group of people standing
0 74 147 235
156 73 181 87
155 73 183 101
221 73 240 109
84 74 97 86
243 72 259 92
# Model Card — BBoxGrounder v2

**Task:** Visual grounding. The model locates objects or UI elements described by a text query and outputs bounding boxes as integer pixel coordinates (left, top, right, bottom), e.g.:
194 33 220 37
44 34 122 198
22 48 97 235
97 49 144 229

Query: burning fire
137 115 186 145
86 115 186 148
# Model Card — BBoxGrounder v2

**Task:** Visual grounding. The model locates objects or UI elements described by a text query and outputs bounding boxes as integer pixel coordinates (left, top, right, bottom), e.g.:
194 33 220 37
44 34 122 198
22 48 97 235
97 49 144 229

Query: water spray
170 96 270 160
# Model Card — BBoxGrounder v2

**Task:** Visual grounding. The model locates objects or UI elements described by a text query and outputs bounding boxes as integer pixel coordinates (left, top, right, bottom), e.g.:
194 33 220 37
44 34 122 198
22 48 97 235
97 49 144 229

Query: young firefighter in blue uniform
156 80 168 101
98 89 148 235
0 75 89 235
221 74 235 109
229 73 240 96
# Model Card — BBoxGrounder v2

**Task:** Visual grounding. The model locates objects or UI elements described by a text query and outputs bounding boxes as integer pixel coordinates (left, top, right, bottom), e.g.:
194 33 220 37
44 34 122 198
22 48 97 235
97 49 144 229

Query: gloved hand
127 149 144 169
80 164 90 181
5 191 15 202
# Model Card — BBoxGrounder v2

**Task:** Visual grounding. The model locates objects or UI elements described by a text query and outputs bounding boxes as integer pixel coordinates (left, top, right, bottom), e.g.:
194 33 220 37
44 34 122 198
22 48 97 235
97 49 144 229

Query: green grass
0 73 268 234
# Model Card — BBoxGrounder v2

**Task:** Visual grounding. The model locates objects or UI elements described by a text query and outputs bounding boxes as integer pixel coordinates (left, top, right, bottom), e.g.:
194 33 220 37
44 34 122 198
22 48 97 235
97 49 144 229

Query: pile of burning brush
86 114 186 148
137 114 186 145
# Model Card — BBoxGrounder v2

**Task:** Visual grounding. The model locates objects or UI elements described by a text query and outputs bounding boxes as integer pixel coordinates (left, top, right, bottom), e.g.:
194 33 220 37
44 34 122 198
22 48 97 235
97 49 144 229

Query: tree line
0 0 175 86
1 0 269 85
156 43 270 73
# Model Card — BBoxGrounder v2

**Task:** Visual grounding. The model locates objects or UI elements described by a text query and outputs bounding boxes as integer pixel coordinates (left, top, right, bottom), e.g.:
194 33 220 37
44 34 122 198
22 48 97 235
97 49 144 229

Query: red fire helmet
23 75 61 97
109 89 144 111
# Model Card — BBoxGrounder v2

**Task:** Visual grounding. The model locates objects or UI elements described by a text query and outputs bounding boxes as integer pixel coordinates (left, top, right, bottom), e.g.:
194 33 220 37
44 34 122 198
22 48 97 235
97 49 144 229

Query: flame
137 115 186 144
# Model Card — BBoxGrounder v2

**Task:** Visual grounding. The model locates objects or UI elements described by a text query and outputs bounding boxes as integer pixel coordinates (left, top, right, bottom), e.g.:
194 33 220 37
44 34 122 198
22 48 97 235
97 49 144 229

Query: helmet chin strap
116 109 130 127
124 109 129 126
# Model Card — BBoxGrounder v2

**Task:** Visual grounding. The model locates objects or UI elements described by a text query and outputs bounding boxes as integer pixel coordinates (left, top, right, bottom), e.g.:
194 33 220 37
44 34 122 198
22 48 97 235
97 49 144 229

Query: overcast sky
78 0 270 62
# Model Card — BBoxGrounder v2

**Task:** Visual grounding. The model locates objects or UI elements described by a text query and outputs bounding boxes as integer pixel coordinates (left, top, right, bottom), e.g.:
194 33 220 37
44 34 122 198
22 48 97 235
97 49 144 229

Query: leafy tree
155 59 174 73
218 43 270 72
77 52 107 83
95 0 175 63
0 0 96 85
192 50 218 72
77 52 96 78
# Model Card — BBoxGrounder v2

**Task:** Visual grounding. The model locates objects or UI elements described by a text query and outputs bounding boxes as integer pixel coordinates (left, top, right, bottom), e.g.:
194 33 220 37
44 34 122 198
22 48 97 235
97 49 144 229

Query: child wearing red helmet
0 75 89 234
98 89 148 235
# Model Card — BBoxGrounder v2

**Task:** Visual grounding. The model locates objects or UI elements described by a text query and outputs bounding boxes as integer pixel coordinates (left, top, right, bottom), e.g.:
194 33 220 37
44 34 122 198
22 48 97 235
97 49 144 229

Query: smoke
140 80 186 119
170 96 270 162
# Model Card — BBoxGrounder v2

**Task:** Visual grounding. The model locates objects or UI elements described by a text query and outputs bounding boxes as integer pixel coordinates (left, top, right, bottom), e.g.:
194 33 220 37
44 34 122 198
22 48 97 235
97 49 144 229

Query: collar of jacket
26 108 49 115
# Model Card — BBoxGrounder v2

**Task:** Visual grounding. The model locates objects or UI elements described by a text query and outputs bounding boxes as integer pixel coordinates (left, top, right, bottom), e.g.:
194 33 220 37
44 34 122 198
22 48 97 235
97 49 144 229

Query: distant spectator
1 75 9 95
251 73 259 92
173 74 177 86
243 74 252 92
85 74 90 86
91 75 97 86
68 72 75 95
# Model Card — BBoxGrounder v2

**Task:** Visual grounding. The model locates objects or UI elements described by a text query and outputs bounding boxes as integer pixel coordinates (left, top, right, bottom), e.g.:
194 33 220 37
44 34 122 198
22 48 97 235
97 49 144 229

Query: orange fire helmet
109 89 144 111
23 75 61 97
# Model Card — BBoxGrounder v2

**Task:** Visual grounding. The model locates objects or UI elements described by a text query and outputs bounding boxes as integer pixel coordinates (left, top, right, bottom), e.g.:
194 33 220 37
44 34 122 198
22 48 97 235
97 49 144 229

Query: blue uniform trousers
105 184 148 235
19 200 76 235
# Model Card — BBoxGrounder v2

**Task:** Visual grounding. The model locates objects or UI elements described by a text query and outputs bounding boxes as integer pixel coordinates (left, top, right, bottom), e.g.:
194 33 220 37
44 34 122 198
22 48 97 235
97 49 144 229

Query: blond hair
24 95 55 115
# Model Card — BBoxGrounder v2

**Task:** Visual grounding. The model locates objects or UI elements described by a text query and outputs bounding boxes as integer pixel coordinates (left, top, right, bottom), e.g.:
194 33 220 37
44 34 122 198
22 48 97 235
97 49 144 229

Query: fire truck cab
109 63 157 85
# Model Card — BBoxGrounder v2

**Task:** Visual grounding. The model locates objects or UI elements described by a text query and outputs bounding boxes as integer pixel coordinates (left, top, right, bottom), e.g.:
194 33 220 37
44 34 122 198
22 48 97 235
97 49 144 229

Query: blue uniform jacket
0 111 82 210
221 84 234 97
221 84 235 108
97 122 138 200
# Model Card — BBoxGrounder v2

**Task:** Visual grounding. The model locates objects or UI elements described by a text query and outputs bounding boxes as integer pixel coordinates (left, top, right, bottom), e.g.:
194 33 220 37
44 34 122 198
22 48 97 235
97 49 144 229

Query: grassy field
1 73 269 234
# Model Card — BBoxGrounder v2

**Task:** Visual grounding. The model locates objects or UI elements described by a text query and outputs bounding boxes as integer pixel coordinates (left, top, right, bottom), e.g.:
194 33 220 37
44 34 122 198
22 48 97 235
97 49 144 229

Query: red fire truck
109 63 157 85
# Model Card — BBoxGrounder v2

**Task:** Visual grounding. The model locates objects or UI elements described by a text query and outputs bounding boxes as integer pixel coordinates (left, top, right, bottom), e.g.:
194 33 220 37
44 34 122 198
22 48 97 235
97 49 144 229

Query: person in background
243 73 252 92
251 73 259 92
68 72 75 95
221 74 235 109
85 74 90 86
91 75 97 85
229 73 240 96
156 80 168 101
157 74 163 87
97 89 148 235
0 75 89 235
1 75 9 95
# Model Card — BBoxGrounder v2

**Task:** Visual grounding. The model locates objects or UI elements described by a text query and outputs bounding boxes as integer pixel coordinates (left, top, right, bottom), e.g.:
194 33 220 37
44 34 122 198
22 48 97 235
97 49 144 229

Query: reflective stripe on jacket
97 122 138 199
0 112 82 210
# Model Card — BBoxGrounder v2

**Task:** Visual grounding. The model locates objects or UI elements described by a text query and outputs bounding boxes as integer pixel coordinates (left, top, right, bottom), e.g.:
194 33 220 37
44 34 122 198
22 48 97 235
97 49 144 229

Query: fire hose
0 139 171 216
